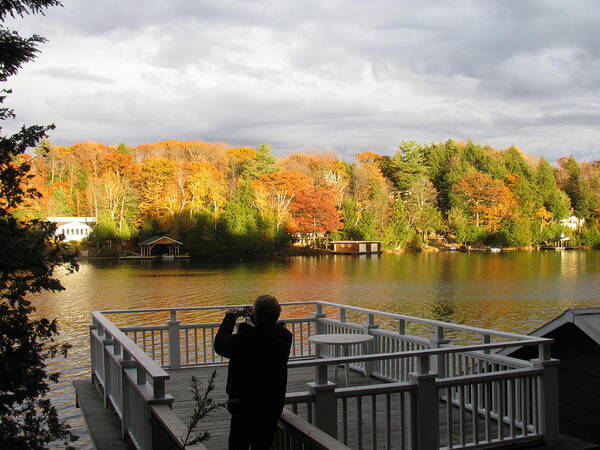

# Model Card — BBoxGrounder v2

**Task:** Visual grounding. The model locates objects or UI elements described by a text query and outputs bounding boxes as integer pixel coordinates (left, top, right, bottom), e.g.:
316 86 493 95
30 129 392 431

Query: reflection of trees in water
428 255 456 323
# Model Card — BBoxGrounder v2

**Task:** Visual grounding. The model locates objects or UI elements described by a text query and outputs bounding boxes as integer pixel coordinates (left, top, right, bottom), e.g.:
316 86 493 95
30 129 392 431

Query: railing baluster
184 328 189 364
151 330 156 361
459 385 466 446
385 393 391 450
446 386 453 448
342 397 348 444
357 396 363 450
160 330 165 366
299 322 304 357
194 328 198 364
485 381 492 442
210 327 215 362
291 323 296 357
472 383 479 444
203 328 207 363
498 380 505 441
371 394 377 450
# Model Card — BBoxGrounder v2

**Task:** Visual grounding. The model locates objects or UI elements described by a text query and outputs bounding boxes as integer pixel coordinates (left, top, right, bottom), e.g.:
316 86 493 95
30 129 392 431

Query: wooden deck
167 365 377 450
165 366 598 450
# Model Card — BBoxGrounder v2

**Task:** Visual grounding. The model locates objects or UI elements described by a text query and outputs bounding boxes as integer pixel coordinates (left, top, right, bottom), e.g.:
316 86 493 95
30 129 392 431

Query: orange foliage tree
452 172 517 232
139 157 176 219
254 170 311 233
290 184 341 241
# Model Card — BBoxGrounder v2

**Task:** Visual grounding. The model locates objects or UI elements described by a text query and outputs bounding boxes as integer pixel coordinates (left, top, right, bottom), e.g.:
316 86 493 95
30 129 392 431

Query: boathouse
139 235 183 256
329 240 382 254
501 308 600 444
47 216 95 242
544 235 571 250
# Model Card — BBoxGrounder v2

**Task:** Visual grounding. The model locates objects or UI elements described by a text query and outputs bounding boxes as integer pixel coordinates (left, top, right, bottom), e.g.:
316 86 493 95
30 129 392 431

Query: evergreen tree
389 141 428 191
1 1 78 448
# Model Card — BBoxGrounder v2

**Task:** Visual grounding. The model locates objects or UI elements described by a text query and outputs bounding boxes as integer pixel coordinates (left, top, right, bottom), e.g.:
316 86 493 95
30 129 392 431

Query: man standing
214 295 293 450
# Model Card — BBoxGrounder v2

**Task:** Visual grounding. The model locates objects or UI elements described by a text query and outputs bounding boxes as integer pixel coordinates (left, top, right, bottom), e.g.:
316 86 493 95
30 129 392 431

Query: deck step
74 380 132 450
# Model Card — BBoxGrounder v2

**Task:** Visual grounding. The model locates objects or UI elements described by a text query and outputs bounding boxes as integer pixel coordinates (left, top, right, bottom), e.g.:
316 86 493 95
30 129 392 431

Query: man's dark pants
228 403 280 450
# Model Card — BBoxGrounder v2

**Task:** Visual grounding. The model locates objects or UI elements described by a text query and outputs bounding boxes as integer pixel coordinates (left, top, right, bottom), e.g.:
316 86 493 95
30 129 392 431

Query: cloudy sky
5 0 600 161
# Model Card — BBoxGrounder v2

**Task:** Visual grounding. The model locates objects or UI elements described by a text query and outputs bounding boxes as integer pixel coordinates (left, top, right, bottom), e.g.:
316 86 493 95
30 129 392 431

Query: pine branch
180 370 226 448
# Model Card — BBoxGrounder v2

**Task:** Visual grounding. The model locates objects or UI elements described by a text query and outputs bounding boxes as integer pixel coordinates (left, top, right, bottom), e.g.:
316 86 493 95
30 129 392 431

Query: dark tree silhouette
0 1 78 448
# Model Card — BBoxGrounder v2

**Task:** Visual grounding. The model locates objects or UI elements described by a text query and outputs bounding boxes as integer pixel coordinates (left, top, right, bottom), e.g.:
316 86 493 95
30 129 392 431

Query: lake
32 251 600 448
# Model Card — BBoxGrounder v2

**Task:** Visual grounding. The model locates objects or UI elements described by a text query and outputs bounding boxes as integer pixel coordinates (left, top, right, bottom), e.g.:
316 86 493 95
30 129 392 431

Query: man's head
253 295 281 327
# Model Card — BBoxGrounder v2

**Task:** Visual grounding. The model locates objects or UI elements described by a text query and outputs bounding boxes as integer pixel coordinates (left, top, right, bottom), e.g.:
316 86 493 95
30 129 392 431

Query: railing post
409 355 438 450
429 326 450 378
120 357 136 440
314 303 326 335
533 343 560 444
339 307 346 322
364 313 379 378
168 310 181 370
398 319 406 335
89 324 98 383
308 364 338 439
102 335 114 407
482 334 491 354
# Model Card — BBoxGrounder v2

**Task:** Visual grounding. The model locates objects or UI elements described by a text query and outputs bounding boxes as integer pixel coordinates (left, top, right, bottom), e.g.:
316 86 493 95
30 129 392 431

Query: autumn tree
404 176 442 241
290 184 341 244
254 170 310 233
187 162 226 233
452 171 517 232
139 157 175 219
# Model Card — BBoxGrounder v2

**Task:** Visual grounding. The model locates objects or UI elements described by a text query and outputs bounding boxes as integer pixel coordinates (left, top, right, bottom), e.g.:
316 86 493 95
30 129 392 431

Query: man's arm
214 310 242 358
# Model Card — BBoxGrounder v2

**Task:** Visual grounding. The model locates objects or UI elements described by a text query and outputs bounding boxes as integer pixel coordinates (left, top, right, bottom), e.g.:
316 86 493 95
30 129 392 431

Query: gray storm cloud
4 0 600 161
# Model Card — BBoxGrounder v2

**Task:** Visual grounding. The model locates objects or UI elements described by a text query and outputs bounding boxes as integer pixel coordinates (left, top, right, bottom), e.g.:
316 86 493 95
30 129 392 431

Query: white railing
90 311 206 450
92 301 559 450
437 368 543 449
274 409 351 450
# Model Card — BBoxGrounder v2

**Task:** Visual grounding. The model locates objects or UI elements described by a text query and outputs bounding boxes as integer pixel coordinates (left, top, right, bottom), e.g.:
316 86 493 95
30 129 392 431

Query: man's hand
226 306 254 318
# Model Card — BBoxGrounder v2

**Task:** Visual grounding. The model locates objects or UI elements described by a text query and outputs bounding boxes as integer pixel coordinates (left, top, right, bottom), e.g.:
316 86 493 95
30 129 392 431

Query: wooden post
120 359 136 440
534 343 560 444
315 303 326 335
364 313 378 378
409 355 438 450
89 324 97 383
429 326 450 378
102 336 114 407
168 310 181 370
308 364 338 438
483 334 491 354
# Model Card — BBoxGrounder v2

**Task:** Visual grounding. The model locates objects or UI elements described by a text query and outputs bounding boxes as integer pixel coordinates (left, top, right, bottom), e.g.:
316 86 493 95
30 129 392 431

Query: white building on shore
47 217 96 241
559 215 585 231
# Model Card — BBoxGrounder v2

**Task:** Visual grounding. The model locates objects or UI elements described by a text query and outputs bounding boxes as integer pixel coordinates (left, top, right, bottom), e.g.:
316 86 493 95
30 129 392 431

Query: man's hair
253 295 281 326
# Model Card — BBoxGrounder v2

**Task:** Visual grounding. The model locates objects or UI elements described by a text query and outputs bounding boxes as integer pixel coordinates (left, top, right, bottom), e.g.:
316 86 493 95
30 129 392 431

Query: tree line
16 139 600 255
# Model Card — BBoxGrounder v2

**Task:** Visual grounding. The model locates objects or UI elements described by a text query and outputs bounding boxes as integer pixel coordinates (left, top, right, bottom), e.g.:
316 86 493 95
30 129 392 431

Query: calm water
33 251 600 448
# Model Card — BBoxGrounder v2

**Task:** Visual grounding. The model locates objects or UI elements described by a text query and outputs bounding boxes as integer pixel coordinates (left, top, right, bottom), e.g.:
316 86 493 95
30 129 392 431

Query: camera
242 306 254 317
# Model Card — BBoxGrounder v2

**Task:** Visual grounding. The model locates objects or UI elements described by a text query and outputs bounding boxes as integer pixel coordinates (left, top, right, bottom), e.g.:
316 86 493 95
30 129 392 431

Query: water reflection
30 250 600 448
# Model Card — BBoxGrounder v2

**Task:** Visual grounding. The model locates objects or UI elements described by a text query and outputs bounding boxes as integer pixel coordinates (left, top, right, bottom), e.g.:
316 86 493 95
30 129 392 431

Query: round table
309 333 374 386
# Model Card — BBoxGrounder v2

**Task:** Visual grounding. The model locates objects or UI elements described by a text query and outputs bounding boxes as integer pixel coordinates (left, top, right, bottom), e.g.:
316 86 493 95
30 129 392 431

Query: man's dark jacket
214 312 293 412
